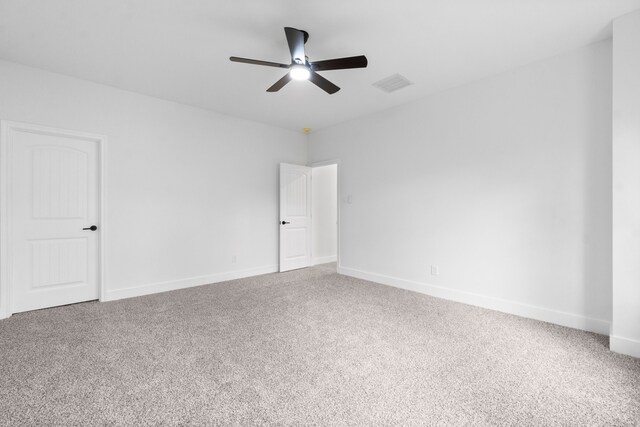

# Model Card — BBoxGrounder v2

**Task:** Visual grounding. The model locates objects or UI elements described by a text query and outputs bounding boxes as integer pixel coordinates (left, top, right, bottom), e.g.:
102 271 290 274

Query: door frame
0 120 108 319
309 159 341 270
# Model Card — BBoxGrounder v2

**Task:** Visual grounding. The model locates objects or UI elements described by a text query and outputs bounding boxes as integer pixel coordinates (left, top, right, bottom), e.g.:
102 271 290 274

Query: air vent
372 73 413 93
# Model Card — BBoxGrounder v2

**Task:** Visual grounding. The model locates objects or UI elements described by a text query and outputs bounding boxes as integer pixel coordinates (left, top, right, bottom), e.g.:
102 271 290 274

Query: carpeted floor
0 263 639 426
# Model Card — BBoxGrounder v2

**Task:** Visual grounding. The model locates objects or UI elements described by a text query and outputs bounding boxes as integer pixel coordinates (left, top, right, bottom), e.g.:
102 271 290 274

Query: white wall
0 59 306 313
312 164 337 265
612 10 640 358
309 41 613 334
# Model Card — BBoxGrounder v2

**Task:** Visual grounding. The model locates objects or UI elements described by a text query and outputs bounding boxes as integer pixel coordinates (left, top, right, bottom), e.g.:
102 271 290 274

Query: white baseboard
313 255 337 266
338 266 610 335
0 305 9 320
103 264 278 302
610 335 640 359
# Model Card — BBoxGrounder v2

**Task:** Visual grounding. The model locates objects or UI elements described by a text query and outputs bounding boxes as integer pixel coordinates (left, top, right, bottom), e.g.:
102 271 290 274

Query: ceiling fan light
290 65 310 80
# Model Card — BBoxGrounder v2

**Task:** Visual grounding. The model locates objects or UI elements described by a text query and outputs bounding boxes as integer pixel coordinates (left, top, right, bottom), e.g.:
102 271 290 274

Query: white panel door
6 124 100 313
279 163 312 272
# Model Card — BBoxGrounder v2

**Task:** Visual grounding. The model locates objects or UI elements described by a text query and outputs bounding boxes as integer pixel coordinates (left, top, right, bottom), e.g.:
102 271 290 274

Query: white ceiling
1 0 639 132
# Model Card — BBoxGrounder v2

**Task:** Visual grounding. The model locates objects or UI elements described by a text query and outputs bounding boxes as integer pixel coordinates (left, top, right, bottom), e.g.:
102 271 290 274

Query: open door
279 163 312 272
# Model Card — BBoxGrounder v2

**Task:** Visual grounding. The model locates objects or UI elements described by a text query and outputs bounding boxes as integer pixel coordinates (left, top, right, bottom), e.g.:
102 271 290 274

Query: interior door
279 163 312 272
6 123 100 313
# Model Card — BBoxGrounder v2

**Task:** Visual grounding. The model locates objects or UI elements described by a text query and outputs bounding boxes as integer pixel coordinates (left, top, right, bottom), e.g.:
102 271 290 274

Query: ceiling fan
230 27 368 94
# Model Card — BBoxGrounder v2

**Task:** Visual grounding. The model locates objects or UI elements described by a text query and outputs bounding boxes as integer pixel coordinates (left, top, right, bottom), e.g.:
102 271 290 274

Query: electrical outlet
430 265 439 276
231 255 237 264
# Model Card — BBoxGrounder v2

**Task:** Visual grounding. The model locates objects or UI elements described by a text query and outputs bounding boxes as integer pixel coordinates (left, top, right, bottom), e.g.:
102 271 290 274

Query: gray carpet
1 263 639 426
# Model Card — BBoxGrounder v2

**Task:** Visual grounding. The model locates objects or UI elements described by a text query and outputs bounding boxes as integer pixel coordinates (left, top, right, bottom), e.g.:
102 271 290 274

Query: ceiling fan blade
309 71 340 94
267 73 292 92
230 56 290 69
310 55 368 71
284 27 306 64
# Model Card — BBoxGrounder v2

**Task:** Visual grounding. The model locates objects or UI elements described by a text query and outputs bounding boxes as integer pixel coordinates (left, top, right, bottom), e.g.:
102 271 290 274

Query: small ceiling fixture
230 27 368 94
372 73 413 93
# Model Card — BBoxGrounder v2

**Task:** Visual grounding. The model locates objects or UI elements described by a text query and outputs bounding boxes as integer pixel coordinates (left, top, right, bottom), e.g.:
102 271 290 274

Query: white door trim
0 120 108 319
309 159 341 270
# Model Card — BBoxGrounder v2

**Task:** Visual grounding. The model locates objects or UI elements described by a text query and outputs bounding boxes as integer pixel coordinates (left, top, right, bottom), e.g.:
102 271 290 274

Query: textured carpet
1 263 639 426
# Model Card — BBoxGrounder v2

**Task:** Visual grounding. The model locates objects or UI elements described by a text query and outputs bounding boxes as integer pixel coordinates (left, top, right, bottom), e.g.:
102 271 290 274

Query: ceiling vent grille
372 73 413 93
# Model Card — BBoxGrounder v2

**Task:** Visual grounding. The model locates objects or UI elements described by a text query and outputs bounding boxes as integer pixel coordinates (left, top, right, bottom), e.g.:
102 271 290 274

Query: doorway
278 161 339 273
311 162 338 269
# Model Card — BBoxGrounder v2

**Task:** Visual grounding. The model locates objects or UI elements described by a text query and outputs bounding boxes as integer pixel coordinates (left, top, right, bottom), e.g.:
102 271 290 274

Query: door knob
82 225 98 231
281 221 290 225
